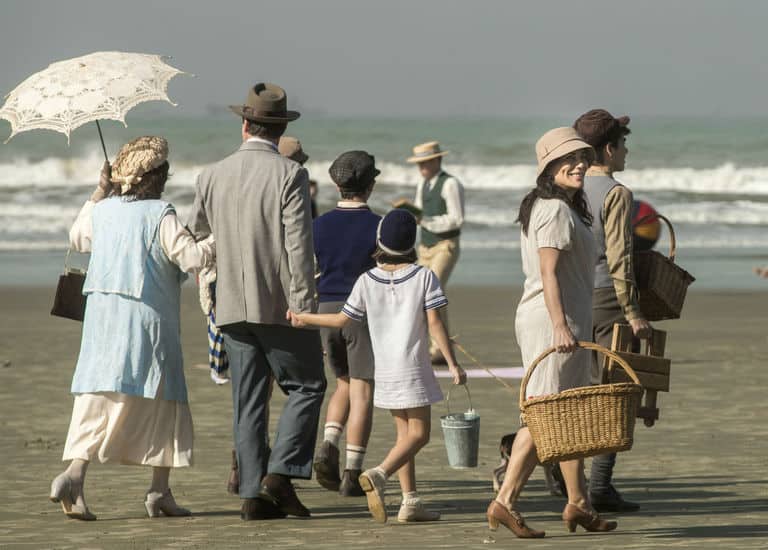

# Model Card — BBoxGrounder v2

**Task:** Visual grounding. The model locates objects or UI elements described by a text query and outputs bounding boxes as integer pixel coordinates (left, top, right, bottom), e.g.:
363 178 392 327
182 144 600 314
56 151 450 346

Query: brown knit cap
573 109 630 150
111 136 169 193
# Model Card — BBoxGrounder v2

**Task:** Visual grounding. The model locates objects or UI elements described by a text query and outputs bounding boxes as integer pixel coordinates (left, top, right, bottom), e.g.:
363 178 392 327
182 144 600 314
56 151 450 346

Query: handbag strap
64 248 87 275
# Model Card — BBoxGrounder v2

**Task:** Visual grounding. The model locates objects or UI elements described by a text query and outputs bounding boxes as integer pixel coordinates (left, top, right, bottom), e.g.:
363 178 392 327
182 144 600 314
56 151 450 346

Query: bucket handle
446 384 473 415
635 213 676 262
518 341 641 411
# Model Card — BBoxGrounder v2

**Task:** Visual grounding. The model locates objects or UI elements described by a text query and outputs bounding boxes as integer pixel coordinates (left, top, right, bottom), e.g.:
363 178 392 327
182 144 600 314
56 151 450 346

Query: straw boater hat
110 136 169 195
278 136 309 164
406 141 449 164
229 83 300 123
535 127 594 177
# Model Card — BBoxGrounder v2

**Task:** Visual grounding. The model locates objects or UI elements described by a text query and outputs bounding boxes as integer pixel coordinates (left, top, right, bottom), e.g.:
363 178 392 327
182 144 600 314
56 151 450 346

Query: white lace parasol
0 51 185 146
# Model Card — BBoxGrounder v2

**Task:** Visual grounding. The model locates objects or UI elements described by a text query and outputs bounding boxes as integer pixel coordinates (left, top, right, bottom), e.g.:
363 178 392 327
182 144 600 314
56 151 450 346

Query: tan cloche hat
278 136 309 165
535 127 594 177
110 136 169 194
406 141 449 163
229 82 300 123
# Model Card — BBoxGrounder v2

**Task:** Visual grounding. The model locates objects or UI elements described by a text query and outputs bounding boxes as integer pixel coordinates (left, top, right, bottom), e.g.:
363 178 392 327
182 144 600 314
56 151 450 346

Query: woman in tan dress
486 128 617 538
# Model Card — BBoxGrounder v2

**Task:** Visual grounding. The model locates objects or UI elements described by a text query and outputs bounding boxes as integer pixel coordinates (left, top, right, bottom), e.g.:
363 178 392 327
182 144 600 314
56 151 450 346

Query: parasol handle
95 120 109 162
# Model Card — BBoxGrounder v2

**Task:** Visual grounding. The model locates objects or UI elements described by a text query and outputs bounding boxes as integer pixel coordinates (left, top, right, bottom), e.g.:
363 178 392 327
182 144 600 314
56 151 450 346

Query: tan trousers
418 238 460 357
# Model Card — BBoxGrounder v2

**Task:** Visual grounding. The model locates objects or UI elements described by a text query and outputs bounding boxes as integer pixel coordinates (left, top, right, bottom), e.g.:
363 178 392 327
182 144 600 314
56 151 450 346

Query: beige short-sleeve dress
515 198 596 398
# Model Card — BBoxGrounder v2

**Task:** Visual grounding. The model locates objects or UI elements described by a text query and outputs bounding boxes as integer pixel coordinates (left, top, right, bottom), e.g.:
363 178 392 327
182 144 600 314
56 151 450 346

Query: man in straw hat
188 83 325 521
405 141 465 364
574 109 649 513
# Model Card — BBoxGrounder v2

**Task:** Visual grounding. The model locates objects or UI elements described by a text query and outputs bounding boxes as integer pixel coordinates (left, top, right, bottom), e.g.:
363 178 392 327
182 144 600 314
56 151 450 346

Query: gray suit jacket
188 140 317 326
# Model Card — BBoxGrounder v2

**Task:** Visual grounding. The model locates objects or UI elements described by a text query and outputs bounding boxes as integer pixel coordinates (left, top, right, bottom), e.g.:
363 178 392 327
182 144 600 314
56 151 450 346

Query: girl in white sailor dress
290 209 466 524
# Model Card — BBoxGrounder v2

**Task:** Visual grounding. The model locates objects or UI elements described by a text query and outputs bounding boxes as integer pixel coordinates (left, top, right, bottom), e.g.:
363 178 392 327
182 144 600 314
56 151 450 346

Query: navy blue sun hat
377 209 417 255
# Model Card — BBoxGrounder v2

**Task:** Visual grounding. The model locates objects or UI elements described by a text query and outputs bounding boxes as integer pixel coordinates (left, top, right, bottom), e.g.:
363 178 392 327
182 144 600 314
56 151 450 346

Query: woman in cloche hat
50 136 215 521
487 128 618 538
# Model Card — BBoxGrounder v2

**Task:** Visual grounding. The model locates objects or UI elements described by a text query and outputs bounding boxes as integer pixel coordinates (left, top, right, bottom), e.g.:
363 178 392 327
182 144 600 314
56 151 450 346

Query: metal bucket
440 385 480 469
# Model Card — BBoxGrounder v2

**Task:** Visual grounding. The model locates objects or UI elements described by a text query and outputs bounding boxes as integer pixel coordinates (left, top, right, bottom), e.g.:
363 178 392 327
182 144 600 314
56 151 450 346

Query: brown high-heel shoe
562 503 617 533
486 500 545 538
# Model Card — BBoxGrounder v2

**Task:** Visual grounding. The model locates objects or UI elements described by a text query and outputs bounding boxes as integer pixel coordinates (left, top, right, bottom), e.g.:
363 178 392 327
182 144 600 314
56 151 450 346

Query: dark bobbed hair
372 245 417 265
517 169 593 235
112 161 170 201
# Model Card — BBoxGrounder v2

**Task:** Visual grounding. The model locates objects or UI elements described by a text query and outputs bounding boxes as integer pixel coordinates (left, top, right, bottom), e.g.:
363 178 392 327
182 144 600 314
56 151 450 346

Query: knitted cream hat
111 136 169 194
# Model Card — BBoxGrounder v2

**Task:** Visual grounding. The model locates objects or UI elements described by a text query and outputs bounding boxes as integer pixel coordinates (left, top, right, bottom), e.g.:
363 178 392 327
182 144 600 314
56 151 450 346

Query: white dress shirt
413 170 465 235
70 200 215 274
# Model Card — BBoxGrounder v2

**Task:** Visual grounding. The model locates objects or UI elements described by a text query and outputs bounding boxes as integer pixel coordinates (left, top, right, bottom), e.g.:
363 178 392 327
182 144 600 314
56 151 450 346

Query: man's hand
285 309 307 328
754 266 768 279
629 317 652 338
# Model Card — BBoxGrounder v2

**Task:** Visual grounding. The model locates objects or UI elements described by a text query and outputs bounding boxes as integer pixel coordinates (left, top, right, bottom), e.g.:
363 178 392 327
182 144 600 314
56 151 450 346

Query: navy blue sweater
313 205 381 302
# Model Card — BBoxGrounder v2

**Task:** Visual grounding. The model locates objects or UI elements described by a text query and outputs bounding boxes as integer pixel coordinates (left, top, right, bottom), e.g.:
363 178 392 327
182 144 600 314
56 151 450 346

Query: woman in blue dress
49 136 215 520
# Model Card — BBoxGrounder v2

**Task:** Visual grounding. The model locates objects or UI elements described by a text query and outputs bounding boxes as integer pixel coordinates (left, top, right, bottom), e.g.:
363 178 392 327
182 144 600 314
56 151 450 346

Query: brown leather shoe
313 441 341 491
259 474 310 517
241 497 286 521
486 500 545 538
562 503 617 533
339 469 365 497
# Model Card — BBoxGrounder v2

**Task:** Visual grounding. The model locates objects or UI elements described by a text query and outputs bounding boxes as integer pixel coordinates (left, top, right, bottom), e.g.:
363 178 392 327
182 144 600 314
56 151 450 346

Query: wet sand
0 286 766 549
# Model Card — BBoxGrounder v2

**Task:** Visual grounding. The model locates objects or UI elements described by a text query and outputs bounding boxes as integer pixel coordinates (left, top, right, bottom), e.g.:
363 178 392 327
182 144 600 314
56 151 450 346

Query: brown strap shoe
562 503 617 533
486 500 545 538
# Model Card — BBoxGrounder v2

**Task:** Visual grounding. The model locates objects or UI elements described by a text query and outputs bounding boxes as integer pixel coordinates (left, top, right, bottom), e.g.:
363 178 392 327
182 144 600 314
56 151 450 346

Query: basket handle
635 213 676 262
518 341 641 410
445 384 473 415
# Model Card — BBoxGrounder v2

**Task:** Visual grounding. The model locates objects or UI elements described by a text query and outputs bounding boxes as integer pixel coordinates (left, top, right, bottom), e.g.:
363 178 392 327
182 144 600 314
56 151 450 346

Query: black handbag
51 249 87 322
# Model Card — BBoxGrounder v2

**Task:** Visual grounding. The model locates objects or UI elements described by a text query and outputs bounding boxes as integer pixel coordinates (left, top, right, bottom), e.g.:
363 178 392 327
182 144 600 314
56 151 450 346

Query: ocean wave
3 152 768 196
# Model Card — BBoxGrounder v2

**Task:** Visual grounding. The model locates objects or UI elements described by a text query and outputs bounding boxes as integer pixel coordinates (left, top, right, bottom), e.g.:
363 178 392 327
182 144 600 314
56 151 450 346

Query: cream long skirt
62 389 193 468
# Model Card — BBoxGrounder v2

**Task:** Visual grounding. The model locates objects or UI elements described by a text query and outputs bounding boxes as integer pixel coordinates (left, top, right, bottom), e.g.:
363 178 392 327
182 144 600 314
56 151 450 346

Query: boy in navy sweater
312 151 381 496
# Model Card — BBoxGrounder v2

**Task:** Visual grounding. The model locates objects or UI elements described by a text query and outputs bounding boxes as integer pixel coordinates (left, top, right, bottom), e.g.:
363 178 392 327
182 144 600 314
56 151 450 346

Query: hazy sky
1 0 767 118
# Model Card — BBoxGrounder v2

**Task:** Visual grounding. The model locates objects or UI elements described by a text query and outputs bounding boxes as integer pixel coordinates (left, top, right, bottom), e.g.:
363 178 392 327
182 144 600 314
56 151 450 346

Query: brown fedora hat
229 83 300 123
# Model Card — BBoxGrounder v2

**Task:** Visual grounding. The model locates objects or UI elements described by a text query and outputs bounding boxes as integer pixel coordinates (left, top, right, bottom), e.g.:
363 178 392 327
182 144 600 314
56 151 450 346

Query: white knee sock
345 444 366 470
323 422 344 448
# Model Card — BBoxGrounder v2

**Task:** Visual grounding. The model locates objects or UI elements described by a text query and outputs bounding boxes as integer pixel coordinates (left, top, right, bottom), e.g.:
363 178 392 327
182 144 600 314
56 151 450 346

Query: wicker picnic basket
520 342 643 464
633 214 695 321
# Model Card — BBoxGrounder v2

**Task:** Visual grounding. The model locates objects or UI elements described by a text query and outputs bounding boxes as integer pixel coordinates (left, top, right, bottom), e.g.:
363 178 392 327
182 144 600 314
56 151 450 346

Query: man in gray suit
188 83 325 520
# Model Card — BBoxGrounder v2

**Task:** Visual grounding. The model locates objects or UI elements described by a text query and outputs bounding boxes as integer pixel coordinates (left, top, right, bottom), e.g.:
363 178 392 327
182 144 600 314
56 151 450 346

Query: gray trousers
221 322 326 498
590 287 640 494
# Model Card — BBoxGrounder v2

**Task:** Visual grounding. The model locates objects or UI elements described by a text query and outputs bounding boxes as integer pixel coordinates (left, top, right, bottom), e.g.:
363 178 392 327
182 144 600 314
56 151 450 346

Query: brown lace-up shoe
259 474 311 517
313 441 341 491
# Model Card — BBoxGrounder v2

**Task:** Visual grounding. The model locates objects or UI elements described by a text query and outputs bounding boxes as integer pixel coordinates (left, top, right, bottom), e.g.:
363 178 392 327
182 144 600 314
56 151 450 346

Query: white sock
323 422 343 448
346 445 366 470
402 490 419 504
373 466 388 480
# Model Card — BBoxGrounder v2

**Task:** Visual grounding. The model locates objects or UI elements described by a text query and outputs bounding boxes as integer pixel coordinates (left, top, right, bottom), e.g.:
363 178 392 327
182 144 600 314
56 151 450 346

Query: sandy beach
0 285 766 549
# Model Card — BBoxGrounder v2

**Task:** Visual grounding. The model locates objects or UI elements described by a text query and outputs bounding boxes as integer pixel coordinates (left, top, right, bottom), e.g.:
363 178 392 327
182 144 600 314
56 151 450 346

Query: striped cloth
205 281 229 379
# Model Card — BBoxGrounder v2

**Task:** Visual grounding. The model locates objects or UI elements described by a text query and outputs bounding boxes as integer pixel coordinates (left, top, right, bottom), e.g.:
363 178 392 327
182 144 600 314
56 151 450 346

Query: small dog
492 432 566 497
